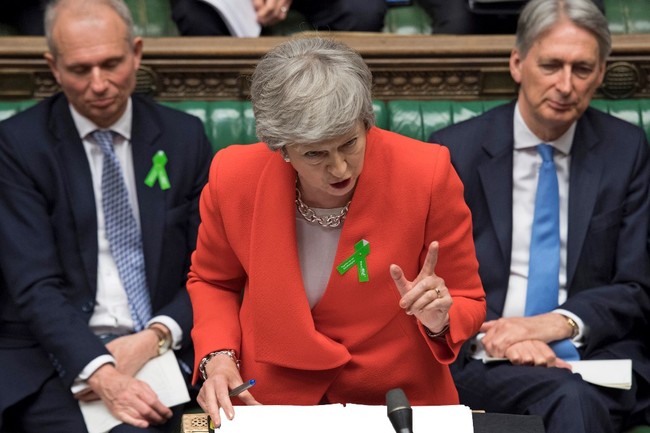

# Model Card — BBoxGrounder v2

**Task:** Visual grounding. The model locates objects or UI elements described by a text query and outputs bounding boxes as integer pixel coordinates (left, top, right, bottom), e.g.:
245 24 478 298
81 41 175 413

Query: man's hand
86 364 172 428
480 312 577 366
390 241 452 334
502 339 573 369
252 0 293 26
106 330 160 377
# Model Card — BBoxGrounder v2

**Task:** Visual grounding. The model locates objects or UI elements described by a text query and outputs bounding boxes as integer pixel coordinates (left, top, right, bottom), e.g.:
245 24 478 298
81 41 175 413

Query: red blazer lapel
247 152 351 370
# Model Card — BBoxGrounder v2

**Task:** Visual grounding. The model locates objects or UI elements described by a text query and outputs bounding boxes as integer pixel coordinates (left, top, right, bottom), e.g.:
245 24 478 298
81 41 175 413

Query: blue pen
207 379 256 431
228 379 256 397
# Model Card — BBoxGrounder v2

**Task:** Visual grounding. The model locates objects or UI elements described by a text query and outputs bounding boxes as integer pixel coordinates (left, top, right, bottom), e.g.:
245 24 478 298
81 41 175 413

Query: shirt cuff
553 308 586 345
71 354 115 394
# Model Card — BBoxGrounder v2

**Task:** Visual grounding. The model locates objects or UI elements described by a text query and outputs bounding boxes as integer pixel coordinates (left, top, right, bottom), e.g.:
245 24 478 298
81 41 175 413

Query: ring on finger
435 288 441 298
280 6 288 13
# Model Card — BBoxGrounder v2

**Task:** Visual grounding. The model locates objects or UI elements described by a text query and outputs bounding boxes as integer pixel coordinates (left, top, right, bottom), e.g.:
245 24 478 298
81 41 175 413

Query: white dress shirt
472 104 585 360
503 103 584 339
69 99 182 390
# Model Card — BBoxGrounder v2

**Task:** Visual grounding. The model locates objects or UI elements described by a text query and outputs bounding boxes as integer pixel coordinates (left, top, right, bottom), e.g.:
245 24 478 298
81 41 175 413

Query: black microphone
386 388 413 433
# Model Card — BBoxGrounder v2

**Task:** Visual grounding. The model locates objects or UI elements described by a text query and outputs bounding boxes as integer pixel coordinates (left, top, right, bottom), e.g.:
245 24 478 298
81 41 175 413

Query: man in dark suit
0 0 211 431
429 0 650 432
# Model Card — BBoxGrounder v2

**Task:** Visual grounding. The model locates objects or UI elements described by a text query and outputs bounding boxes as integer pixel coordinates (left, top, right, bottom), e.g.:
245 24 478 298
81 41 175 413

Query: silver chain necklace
295 187 350 228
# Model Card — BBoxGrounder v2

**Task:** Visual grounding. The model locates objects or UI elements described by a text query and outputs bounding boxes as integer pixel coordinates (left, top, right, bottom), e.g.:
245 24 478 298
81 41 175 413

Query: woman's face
285 121 367 209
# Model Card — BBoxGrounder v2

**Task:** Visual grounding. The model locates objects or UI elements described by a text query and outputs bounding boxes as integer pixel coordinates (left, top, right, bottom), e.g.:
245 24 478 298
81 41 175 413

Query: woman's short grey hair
250 37 375 151
516 0 611 62
45 0 135 57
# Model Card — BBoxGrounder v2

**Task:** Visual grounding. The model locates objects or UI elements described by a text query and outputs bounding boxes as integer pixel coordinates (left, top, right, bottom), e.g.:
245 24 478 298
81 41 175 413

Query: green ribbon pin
336 239 370 282
144 150 171 190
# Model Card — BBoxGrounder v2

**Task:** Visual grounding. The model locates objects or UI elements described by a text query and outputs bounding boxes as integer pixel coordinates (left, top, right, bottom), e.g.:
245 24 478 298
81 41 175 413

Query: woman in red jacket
188 37 486 427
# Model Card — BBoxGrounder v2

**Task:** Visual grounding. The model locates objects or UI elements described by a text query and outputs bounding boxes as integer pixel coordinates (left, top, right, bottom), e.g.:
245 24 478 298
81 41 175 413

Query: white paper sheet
79 350 190 433
197 0 261 37
215 403 474 433
481 355 632 390
568 359 632 390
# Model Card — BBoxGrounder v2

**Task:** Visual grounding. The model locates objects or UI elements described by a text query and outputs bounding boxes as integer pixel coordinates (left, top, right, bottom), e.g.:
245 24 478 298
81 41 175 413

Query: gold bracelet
564 316 579 339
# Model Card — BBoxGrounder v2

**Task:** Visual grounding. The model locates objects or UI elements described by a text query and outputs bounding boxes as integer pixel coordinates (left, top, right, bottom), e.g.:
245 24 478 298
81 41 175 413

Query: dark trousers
1 371 186 433
451 358 643 433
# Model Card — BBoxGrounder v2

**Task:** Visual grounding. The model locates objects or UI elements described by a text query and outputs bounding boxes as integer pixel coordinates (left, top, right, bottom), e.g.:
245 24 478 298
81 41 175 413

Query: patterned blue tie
525 144 579 360
93 130 152 331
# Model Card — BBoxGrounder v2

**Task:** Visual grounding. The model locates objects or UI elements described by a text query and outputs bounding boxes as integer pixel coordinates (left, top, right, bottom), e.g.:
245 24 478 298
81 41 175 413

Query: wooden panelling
1 34 649 101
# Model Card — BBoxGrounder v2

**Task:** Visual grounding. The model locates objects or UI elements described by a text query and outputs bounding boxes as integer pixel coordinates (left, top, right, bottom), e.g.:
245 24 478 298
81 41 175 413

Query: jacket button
81 301 94 313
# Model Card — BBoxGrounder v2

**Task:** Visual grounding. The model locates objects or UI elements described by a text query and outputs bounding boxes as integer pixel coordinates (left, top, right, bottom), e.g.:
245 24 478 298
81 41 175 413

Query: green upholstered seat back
589 98 650 140
386 99 509 142
163 100 388 154
3 98 650 154
0 100 37 121
383 3 432 34
605 0 650 34
164 98 650 153
124 0 179 36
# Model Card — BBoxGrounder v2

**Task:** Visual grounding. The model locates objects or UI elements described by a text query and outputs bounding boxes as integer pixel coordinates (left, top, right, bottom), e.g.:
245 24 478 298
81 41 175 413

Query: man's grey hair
250 37 375 151
516 0 611 62
45 0 135 57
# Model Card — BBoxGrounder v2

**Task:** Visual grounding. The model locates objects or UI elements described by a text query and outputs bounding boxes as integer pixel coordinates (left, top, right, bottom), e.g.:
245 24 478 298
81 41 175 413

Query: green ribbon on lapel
144 150 171 190
336 239 370 282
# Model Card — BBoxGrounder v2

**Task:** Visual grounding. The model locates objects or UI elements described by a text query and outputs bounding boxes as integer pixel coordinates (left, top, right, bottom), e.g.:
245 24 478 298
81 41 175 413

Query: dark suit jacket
0 93 211 413
429 101 650 384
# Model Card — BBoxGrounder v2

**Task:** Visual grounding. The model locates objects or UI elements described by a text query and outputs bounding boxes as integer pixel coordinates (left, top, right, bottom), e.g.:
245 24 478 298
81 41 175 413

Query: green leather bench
157 98 650 153
3 98 650 153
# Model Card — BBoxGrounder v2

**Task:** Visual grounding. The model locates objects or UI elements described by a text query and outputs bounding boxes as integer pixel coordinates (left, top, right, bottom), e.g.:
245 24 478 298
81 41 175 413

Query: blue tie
93 130 152 331
525 144 579 360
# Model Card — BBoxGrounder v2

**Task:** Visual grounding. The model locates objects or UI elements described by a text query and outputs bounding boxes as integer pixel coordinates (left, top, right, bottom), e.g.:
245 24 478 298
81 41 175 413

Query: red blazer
188 127 486 405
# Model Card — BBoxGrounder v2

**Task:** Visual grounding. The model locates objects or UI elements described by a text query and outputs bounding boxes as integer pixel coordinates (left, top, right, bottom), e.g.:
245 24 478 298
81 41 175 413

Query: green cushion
4 98 650 153
373 100 388 130
124 0 178 36
387 99 510 142
604 0 650 34
208 100 257 152
0 102 20 122
165 100 388 154
383 4 432 35
162 100 253 153
389 98 650 143
0 99 36 121
590 98 650 140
